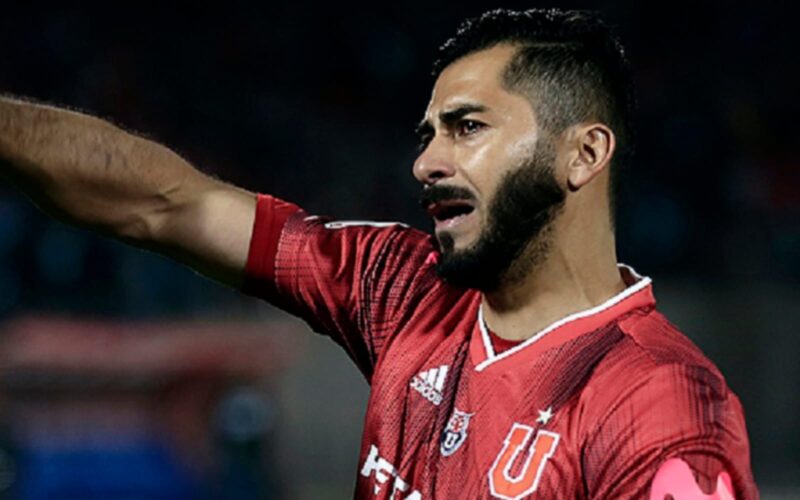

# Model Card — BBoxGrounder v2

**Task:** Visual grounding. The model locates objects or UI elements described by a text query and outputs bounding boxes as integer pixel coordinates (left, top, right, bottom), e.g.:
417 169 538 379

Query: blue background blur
0 2 798 498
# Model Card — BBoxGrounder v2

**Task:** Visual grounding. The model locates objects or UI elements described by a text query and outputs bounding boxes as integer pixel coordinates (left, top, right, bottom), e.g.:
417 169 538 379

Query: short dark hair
434 8 635 181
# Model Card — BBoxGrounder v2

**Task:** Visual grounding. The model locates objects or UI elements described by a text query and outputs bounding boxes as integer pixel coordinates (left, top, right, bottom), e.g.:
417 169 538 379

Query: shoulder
277 211 439 283
306 216 458 320
594 307 726 385
283 212 433 254
573 309 748 461
577 310 756 498
579 308 738 430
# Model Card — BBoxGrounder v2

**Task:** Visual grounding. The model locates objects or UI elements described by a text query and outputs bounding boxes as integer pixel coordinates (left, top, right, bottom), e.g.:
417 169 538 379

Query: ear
565 124 616 191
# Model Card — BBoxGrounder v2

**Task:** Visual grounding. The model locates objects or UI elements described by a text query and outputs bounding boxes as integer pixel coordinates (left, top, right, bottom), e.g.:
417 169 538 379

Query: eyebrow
439 103 489 125
416 103 489 138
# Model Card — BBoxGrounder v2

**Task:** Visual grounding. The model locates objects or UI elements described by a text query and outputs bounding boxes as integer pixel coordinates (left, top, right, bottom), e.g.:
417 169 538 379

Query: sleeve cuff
241 193 301 298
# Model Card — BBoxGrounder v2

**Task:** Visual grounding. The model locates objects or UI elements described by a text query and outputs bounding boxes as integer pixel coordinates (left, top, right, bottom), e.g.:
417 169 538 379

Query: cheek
456 141 507 199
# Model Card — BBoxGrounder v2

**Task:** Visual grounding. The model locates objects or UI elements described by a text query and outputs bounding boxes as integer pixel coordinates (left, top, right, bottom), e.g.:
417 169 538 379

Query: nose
413 141 456 185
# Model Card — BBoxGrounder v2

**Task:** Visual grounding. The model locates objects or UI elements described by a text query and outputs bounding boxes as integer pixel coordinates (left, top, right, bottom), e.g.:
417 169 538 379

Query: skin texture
0 96 256 287
414 44 626 340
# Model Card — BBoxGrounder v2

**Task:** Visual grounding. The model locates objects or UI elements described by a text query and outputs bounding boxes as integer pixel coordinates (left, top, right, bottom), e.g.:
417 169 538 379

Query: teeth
437 205 473 221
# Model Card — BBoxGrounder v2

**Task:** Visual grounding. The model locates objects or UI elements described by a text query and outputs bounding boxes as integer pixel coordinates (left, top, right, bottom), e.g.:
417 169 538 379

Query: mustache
418 184 477 209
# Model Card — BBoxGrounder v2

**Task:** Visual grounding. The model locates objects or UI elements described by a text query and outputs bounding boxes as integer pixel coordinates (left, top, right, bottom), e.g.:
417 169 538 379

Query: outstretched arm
0 95 256 287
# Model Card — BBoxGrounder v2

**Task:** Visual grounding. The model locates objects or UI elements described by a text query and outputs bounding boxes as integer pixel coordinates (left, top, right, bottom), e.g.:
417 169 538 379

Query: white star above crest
536 406 554 425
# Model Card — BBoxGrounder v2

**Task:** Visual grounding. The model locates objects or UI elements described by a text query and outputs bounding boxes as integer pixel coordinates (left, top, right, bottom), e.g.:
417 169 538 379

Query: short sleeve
242 194 437 378
583 363 759 499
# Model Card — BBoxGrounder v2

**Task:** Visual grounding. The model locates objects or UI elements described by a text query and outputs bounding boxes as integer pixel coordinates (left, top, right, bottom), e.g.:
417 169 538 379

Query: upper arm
0 97 257 287
135 173 257 289
241 194 435 376
583 363 758 499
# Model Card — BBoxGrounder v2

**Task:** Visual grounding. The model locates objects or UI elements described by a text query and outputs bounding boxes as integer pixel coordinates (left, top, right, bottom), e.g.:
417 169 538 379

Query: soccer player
0 8 758 499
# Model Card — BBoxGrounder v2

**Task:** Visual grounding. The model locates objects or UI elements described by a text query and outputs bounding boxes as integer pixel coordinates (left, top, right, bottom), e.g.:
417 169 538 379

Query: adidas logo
410 365 448 406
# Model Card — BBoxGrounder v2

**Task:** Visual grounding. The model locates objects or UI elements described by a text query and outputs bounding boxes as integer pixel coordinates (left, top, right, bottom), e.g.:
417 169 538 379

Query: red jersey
243 194 758 499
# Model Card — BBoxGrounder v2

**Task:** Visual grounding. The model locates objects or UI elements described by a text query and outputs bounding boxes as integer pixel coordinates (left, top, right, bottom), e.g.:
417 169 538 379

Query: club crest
440 408 473 456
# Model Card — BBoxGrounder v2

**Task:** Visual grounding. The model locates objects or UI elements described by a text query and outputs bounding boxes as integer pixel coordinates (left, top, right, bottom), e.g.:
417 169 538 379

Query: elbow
113 175 201 247
108 187 181 245
114 210 161 243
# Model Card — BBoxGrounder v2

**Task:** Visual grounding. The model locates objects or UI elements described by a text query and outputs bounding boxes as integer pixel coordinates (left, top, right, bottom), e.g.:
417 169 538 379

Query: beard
421 140 566 292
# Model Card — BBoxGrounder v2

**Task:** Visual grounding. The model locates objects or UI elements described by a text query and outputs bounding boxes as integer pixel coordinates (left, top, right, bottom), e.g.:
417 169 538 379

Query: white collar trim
475 264 652 372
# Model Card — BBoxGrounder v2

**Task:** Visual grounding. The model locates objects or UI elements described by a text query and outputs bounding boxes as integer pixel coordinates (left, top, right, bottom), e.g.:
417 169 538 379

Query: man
0 8 758 499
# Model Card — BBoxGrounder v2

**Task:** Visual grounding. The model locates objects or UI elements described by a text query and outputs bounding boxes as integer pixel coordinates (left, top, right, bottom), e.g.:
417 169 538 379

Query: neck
481 211 625 341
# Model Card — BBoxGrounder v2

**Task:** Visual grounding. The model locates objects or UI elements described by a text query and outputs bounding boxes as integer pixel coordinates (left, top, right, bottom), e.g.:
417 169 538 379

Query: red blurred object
0 316 292 382
0 316 297 497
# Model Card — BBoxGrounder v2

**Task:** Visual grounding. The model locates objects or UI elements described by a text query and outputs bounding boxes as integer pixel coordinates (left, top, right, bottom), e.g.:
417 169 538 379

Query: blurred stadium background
0 2 797 498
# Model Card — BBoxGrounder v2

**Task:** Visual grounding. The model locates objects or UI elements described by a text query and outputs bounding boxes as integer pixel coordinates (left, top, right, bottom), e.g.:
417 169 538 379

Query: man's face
414 44 566 290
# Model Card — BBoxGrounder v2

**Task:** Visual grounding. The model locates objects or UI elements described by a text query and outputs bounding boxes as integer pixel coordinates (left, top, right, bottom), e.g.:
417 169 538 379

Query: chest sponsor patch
360 444 421 499
440 408 473 456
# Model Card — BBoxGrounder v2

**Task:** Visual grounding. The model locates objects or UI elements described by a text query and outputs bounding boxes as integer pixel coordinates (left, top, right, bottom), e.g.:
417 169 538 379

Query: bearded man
0 8 758 499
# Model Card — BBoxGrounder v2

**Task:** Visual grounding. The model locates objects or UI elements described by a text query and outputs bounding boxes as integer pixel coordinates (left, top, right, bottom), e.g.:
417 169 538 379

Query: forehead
426 44 529 119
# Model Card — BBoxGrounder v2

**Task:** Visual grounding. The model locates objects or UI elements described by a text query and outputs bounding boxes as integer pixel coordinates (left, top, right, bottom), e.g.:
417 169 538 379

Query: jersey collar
470 264 655 372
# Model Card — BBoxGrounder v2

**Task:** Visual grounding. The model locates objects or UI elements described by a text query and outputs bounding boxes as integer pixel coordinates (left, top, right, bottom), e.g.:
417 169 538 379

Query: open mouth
427 200 476 222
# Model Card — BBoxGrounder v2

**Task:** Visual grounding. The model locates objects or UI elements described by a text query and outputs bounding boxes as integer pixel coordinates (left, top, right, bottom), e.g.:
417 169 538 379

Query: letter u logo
488 423 560 499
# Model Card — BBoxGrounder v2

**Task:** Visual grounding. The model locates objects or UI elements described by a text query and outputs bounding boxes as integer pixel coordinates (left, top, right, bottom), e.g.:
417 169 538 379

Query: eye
456 119 486 137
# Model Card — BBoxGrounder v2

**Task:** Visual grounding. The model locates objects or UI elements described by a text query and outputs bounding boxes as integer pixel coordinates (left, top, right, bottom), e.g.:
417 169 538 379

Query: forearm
0 95 208 240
